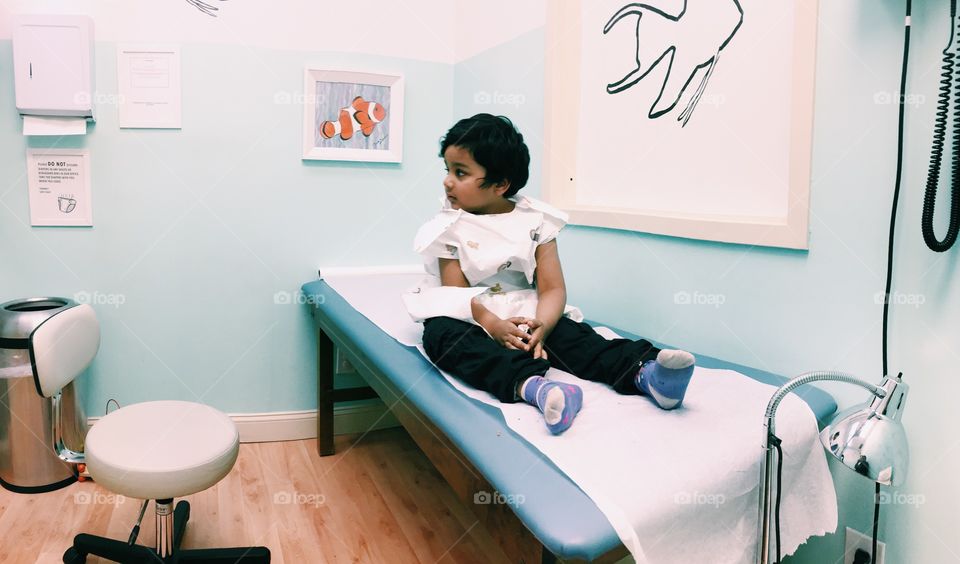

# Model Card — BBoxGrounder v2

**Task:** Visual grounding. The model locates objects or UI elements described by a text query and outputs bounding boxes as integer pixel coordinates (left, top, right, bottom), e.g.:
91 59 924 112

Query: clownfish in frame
319 96 387 141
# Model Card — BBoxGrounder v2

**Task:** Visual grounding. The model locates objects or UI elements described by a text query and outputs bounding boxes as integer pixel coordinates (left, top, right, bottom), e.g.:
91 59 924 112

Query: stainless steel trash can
0 297 88 493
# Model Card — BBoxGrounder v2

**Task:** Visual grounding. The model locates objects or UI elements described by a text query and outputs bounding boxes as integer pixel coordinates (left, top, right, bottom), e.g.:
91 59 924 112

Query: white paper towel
23 115 87 136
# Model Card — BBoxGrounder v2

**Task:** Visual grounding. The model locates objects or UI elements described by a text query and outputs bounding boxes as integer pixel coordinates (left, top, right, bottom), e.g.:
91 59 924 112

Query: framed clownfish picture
301 69 404 162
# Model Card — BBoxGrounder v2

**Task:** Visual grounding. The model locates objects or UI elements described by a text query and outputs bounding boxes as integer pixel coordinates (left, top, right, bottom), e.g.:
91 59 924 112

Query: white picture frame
544 0 818 249
26 148 93 227
301 69 404 163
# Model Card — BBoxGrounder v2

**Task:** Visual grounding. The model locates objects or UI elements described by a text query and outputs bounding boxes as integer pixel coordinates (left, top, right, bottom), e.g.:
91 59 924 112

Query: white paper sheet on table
319 268 838 564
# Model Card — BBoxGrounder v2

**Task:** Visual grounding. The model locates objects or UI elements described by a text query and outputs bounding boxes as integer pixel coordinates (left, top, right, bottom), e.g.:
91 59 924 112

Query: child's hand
520 318 549 360
489 317 532 351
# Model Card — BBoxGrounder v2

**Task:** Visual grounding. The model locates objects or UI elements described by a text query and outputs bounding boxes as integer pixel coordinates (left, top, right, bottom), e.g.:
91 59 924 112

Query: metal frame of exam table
304 279 838 564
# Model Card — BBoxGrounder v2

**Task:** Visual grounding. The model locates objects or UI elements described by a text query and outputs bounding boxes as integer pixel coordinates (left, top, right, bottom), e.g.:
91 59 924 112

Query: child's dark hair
439 114 530 198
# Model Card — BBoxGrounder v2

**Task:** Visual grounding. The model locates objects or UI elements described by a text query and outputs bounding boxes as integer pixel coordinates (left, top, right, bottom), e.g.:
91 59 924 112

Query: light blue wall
452 2 956 563
0 41 450 414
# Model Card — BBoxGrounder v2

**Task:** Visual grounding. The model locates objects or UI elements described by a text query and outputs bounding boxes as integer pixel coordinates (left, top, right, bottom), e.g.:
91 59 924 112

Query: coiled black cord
922 0 960 252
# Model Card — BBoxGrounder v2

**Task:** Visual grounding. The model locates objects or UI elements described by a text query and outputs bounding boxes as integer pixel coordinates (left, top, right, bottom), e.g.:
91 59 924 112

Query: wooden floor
0 428 516 564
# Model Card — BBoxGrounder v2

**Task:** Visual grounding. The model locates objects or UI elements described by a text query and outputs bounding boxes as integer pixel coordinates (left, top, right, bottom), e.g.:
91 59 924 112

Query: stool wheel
62 546 85 564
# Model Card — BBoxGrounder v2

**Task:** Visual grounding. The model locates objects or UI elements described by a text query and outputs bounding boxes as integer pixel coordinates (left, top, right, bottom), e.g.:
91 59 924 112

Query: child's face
442 145 511 214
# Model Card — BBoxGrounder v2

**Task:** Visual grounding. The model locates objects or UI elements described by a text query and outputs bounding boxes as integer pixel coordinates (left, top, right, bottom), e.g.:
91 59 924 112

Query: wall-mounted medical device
12 15 96 123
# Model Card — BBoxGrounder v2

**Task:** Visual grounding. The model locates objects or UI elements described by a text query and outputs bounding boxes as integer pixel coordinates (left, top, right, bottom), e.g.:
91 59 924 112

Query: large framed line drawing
544 0 818 249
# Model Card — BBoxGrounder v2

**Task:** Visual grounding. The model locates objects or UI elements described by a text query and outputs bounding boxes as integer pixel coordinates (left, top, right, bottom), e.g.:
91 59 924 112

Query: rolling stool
63 401 270 563
20 301 270 563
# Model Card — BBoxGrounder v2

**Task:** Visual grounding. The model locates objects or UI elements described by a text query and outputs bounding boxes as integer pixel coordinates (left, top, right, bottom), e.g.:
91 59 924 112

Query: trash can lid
0 297 77 341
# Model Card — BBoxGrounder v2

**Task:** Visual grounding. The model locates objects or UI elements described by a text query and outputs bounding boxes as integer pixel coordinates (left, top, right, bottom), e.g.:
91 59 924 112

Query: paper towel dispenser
12 15 95 121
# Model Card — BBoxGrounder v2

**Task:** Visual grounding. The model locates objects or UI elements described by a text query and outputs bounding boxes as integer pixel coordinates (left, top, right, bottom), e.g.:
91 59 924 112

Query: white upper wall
0 1 545 63
453 0 546 62
0 0 458 63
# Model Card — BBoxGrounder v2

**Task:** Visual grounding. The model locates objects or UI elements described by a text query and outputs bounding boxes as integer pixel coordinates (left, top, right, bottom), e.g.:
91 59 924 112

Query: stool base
62 500 270 563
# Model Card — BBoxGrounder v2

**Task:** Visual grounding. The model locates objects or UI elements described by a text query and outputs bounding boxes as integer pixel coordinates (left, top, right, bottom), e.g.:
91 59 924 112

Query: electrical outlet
334 348 356 374
844 527 885 564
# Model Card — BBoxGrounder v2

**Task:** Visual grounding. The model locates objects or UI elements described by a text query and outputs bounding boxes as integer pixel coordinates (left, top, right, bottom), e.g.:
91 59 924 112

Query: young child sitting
403 113 696 435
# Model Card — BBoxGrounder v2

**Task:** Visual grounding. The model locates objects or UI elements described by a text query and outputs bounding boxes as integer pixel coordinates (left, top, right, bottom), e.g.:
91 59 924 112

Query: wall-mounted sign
118 44 182 129
26 148 93 226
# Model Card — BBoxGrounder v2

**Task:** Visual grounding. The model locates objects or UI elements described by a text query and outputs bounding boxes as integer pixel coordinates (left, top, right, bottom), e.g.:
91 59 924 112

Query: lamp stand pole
755 372 889 564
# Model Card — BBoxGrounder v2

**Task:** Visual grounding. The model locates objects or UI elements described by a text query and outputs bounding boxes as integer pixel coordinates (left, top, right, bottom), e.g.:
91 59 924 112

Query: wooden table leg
316 324 335 456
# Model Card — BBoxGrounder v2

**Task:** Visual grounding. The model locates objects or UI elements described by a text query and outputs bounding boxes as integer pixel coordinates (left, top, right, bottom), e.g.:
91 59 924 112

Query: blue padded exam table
301 279 837 564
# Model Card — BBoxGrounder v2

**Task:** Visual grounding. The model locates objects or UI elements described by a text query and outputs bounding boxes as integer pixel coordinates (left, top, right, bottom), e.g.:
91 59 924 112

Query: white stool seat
85 400 239 500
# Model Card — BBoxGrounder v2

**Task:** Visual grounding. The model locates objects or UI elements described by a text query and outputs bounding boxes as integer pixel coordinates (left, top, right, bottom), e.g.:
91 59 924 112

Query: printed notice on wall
26 149 93 226
117 44 182 129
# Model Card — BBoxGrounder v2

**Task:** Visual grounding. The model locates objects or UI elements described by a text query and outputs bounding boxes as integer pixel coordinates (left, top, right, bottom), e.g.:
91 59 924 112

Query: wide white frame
544 1 818 249
301 69 404 163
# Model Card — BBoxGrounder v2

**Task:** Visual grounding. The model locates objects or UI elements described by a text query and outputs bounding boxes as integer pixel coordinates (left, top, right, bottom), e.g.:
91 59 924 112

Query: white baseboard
232 400 401 443
87 400 400 443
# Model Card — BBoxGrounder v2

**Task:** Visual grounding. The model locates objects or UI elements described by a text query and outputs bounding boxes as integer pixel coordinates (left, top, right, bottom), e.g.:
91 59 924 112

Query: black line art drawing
185 0 227 17
58 197 77 214
603 0 744 126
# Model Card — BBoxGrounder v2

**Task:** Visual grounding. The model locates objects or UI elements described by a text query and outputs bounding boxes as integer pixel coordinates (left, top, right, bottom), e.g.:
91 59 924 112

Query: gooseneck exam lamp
755 371 909 564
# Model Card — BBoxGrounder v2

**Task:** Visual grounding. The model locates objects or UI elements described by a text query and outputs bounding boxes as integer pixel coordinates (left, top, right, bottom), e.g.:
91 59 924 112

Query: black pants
422 316 661 403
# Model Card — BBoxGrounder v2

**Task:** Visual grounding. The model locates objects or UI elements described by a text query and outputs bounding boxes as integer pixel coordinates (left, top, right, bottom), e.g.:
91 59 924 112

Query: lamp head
819 375 909 486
